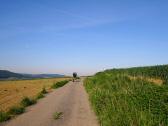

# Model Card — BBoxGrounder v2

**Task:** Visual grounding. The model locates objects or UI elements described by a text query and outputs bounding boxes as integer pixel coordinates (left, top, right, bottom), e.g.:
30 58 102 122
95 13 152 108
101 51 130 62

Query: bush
0 111 10 122
20 97 36 107
36 87 48 99
8 106 25 115
41 87 48 94
51 80 68 89
36 92 45 99
53 112 63 120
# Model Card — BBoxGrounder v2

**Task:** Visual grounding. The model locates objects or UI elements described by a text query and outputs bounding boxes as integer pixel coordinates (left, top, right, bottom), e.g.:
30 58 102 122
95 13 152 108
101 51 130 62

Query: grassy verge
0 80 69 123
36 93 45 99
0 97 35 122
20 97 36 107
0 77 71 112
84 72 168 126
51 80 69 89
8 106 25 115
0 111 10 122
0 88 45 122
36 87 48 99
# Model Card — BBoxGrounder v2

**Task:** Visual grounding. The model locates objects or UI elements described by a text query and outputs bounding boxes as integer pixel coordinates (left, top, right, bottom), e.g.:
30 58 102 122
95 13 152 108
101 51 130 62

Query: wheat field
0 78 70 111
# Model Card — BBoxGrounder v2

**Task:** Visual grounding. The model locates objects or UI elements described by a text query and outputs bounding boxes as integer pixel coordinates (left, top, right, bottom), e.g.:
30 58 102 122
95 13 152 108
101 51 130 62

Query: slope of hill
0 70 65 80
85 64 168 126
0 70 24 79
22 74 64 78
106 64 168 85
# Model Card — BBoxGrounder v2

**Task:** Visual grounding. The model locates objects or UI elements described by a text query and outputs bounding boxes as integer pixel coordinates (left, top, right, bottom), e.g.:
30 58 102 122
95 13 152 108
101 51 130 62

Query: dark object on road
73 72 77 82
73 72 77 78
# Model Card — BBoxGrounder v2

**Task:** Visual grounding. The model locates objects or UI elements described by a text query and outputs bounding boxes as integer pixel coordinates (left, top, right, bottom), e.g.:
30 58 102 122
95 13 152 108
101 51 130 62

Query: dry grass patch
0 77 70 111
128 76 163 86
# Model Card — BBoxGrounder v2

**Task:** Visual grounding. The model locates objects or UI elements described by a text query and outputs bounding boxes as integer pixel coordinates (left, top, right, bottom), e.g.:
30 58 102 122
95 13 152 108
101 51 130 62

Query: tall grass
20 97 36 107
36 87 48 99
0 111 10 122
85 71 168 126
106 64 168 85
8 106 25 115
51 80 69 89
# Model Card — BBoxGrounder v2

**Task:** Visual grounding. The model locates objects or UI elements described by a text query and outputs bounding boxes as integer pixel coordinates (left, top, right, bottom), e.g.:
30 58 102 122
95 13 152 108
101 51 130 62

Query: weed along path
2 80 98 126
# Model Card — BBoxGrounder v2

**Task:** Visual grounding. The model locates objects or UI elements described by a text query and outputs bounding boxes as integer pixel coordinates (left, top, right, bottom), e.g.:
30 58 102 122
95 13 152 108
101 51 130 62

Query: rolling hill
0 70 24 79
0 70 64 80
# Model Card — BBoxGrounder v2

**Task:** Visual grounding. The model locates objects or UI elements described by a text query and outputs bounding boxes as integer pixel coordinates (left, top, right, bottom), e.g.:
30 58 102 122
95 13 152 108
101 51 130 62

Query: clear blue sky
0 0 168 75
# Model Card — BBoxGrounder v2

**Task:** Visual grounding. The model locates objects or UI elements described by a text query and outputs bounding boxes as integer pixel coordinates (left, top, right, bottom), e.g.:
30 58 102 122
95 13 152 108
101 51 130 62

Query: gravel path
1 79 99 126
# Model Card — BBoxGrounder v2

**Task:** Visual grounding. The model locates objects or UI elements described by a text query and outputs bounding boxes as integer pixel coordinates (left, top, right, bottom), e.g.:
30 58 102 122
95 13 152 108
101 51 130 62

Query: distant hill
0 70 24 79
0 70 65 80
22 74 64 79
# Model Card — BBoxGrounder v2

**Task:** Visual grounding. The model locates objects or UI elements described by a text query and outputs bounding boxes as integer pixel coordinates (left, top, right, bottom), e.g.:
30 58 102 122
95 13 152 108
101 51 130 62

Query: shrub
36 92 45 99
0 111 10 122
73 72 77 78
20 97 36 107
53 112 63 120
51 80 68 89
8 106 25 115
41 87 48 94
36 87 48 99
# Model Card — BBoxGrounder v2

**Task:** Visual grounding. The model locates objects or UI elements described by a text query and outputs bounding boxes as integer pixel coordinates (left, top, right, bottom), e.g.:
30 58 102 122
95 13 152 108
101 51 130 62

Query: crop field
85 65 168 126
0 77 70 111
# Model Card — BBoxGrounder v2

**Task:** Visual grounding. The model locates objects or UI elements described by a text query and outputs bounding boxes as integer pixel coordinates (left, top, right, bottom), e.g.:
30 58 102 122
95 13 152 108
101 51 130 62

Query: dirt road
1 79 98 126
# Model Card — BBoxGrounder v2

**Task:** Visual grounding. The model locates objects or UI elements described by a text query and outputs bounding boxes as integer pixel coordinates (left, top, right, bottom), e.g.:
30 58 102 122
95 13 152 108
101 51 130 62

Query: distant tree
72 72 77 82
73 72 77 78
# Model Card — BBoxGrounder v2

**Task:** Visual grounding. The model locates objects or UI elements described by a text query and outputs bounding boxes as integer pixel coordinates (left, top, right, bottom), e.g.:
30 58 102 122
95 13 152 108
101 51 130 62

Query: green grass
106 64 168 85
41 87 48 94
36 87 48 99
20 97 36 107
53 112 63 120
8 106 25 115
85 71 168 126
51 80 69 89
0 111 10 122
76 77 80 79
36 92 45 99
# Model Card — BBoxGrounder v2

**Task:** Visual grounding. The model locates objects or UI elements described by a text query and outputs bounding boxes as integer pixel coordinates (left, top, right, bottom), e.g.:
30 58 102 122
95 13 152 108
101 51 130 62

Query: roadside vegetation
36 87 48 99
53 112 63 120
106 65 168 85
8 106 25 115
51 80 69 89
85 64 168 126
20 97 37 107
0 77 70 111
0 111 10 122
0 79 70 122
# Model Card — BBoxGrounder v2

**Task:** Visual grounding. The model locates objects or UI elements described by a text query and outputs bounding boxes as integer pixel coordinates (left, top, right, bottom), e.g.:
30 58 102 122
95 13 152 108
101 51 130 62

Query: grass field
85 65 168 126
0 77 70 111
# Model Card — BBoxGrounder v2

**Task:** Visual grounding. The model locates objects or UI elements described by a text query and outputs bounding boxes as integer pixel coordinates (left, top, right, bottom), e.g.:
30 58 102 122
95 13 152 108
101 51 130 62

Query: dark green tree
73 72 77 78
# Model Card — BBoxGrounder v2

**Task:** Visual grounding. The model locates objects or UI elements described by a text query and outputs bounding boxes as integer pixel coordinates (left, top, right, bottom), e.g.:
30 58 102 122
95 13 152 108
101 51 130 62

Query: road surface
2 79 98 126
